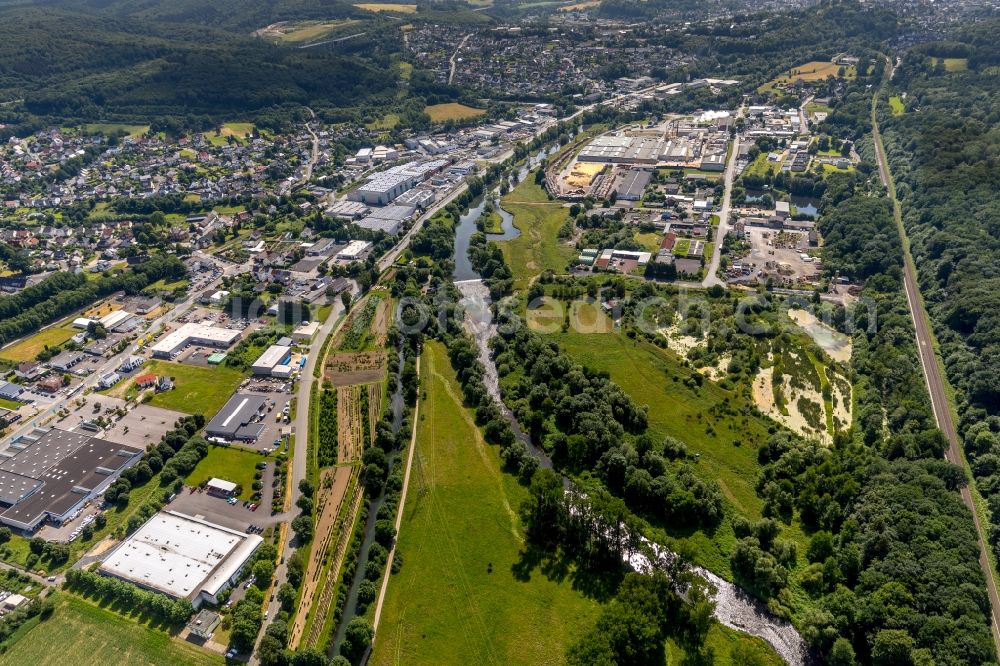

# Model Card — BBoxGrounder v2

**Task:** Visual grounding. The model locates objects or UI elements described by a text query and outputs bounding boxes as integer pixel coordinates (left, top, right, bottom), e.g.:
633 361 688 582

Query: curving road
872 57 1000 654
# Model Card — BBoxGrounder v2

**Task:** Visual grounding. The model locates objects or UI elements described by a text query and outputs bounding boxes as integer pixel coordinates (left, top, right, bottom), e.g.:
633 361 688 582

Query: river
332 349 407 660
451 194 811 664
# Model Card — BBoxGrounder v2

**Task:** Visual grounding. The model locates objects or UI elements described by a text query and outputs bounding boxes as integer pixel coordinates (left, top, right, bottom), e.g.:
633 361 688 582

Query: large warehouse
205 394 268 442
251 345 292 376
0 428 142 532
151 323 242 359
99 510 263 608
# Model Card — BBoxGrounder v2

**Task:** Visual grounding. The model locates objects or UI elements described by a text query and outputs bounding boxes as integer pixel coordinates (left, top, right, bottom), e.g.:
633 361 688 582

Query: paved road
872 57 1000 654
253 280 358 661
448 33 472 85
702 133 740 287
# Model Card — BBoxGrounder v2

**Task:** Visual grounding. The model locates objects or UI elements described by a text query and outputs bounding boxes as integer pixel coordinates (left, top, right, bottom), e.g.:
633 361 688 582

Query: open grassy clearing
202 122 255 146
83 123 150 137
759 60 856 93
558 0 600 9
424 102 486 122
144 360 244 419
498 178 575 289
0 325 77 362
668 624 784 665
634 231 663 253
185 445 270 500
548 330 809 576
273 20 359 43
370 341 600 665
930 57 968 71
354 2 417 12
743 152 780 179
0 594 223 666
888 95 905 115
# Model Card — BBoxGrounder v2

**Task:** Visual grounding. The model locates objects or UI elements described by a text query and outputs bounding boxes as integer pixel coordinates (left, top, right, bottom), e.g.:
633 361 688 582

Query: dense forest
880 20 1000 564
0 1 402 134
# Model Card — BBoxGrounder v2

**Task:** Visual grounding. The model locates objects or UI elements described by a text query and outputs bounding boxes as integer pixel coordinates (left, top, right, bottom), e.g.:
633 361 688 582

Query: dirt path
288 466 354 648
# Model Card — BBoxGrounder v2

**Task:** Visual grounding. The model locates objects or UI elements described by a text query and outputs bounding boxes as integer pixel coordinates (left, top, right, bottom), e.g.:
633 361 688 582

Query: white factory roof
73 317 96 329
293 321 320 339
336 240 372 260
151 322 241 355
253 345 291 370
206 478 237 493
100 511 262 601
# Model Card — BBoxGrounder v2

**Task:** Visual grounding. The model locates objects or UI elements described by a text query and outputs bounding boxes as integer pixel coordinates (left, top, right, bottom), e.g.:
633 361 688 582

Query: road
702 134 740 287
254 280 358 662
448 33 472 85
297 109 320 187
871 57 1000 654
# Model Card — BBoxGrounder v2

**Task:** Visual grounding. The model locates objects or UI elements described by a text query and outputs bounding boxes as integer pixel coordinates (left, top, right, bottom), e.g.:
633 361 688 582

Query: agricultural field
759 60 856 93
354 2 417 12
144 360 244 418
423 102 486 122
261 20 359 43
370 342 601 665
498 177 576 289
325 351 387 386
0 595 222 666
337 385 367 463
185 445 270 500
0 325 77 362
930 57 968 71
558 0 600 10
289 465 355 648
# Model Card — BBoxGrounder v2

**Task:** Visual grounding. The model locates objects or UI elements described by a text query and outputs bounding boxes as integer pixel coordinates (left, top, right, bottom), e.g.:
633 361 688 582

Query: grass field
931 57 968 71
558 0 599 9
888 95 905 115
273 20 358 43
186 445 269 500
759 60 856 93
83 123 150 137
144 360 244 419
548 330 808 575
0 326 77 362
354 2 417 12
370 342 601 665
0 595 223 666
669 625 784 665
742 153 779 179
635 231 663 253
498 178 575 289
424 102 486 122
203 122 254 146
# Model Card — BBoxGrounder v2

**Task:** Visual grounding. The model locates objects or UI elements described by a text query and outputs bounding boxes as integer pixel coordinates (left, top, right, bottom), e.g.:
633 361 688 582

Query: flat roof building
252 345 292 376
292 321 320 343
336 240 373 262
205 394 268 442
151 323 242 359
0 427 142 532
99 511 263 608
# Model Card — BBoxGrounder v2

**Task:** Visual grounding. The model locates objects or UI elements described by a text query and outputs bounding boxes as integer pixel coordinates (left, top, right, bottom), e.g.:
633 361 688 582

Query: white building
350 172 414 206
336 241 373 262
251 345 292 376
151 323 242 359
292 321 320 343
99 511 263 608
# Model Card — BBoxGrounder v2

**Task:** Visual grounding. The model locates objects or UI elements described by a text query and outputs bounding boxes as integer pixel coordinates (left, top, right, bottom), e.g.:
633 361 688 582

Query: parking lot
166 470 286 533
233 379 293 454
103 403 188 449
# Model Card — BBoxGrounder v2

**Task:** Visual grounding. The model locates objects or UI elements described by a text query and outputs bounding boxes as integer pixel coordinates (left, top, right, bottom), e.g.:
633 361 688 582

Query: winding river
450 144 812 663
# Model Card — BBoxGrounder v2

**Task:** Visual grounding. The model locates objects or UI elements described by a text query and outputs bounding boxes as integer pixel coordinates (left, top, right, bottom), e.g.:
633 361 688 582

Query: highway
872 57 1000 654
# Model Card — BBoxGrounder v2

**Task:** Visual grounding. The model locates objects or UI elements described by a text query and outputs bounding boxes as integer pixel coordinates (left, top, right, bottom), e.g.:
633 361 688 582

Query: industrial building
336 241 373 262
578 134 662 165
251 345 292 376
350 172 414 206
151 323 242 359
355 204 415 236
292 321 320 343
0 428 142 532
615 169 652 201
205 394 268 442
99 511 263 608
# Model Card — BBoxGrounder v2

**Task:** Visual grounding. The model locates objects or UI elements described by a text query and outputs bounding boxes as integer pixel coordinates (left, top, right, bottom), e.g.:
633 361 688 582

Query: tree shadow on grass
511 544 623 603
